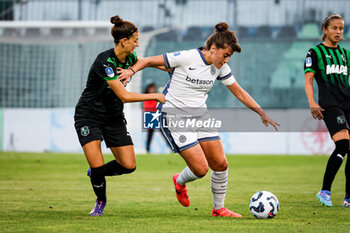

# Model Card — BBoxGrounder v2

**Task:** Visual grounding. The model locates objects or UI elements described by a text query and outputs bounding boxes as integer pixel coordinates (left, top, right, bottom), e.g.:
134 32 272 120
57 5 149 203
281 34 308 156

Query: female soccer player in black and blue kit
74 15 165 216
304 14 350 208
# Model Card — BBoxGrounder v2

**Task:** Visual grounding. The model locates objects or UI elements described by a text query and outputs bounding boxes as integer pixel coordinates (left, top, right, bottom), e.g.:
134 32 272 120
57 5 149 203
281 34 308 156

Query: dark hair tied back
110 15 123 25
110 15 138 44
215 22 229 33
204 22 241 53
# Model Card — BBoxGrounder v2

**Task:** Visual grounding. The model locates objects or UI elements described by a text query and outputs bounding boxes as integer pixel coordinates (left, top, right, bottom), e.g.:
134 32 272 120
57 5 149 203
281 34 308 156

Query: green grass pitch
0 152 349 233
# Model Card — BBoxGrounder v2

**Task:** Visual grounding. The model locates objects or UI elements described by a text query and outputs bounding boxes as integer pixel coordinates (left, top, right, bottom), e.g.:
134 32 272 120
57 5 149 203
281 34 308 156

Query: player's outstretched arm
117 56 166 84
304 72 324 120
226 82 280 131
107 79 165 103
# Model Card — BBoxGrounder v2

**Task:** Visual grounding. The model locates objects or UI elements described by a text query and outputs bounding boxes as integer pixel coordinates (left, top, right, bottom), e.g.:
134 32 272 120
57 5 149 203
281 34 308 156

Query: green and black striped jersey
76 48 137 118
304 43 350 109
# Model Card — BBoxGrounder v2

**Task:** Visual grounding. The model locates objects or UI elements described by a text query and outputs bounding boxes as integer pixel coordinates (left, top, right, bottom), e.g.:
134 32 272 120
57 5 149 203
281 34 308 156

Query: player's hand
309 104 324 120
260 113 280 131
156 93 166 103
117 67 134 85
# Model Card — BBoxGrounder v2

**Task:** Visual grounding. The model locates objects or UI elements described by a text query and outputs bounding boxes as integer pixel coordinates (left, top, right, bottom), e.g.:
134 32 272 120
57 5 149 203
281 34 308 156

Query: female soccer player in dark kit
304 14 350 207
118 22 280 217
74 15 165 216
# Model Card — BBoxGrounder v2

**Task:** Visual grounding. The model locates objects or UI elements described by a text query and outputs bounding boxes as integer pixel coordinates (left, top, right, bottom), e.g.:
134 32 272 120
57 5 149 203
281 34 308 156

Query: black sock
104 160 136 176
346 153 350 199
90 166 106 202
322 140 349 191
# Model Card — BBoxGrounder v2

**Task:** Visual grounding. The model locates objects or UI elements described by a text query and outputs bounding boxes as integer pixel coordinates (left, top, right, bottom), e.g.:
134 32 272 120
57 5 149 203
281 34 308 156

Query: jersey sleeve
304 48 317 74
163 50 188 69
129 51 138 66
92 55 119 81
217 63 236 86
100 62 118 81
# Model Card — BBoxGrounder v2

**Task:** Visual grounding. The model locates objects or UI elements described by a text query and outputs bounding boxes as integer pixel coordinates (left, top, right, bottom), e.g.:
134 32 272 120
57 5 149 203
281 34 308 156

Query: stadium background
0 0 348 154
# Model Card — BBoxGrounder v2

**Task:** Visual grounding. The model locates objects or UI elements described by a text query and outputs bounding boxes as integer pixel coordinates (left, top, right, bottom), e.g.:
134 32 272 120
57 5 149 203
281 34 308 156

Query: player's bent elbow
119 92 133 103
119 96 128 103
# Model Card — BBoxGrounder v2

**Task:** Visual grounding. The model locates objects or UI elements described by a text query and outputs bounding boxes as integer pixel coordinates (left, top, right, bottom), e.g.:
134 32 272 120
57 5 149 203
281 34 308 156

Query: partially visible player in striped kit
304 14 350 207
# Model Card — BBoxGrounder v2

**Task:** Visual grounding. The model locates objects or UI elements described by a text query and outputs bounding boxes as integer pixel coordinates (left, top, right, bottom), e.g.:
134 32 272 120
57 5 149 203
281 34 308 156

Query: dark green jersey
75 48 137 118
304 43 350 109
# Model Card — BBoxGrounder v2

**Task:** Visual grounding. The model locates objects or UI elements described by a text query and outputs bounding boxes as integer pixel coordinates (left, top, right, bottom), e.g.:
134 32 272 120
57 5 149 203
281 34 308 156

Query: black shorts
323 106 350 137
74 107 133 148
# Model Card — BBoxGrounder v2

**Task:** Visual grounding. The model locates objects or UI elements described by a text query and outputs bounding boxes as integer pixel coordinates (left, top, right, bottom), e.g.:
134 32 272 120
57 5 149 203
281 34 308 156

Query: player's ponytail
110 15 138 44
110 15 124 26
215 22 229 33
205 22 241 53
321 14 344 41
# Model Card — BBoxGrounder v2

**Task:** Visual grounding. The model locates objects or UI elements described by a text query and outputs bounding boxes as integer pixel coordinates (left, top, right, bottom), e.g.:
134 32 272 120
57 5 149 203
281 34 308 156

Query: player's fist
156 93 166 103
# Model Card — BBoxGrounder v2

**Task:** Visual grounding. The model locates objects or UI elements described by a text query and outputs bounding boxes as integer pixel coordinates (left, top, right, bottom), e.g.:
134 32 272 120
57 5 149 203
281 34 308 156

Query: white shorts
160 112 221 153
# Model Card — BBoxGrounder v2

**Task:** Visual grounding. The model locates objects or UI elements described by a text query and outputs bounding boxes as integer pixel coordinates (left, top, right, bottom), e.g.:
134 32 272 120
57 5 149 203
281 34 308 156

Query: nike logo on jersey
188 67 196 70
326 55 332 59
326 64 348 75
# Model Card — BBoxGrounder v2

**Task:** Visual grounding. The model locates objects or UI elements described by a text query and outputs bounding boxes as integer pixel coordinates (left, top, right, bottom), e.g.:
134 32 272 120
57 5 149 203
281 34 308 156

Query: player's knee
217 162 228 171
113 161 136 175
212 159 228 171
334 139 349 158
123 166 136 174
115 165 136 175
120 160 136 170
194 166 209 178
119 162 136 174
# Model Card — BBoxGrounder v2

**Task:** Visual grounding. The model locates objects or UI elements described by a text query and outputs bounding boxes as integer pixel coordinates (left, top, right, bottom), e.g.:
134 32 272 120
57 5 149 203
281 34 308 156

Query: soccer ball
249 191 279 219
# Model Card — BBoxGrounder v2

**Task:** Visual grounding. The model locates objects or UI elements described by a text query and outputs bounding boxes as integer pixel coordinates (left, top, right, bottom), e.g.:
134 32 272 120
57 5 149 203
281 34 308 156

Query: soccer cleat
212 207 242 218
343 198 350 207
87 168 91 177
316 190 333 207
89 199 106 216
172 173 190 207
